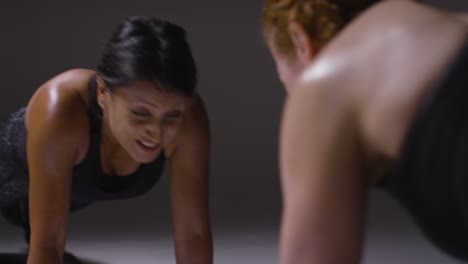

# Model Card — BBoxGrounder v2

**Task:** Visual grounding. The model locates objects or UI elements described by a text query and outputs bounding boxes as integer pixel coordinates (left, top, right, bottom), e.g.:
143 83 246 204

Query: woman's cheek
162 122 182 145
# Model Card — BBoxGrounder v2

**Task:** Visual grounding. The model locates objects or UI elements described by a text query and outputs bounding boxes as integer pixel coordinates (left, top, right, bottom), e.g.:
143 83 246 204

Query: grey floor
0 191 464 264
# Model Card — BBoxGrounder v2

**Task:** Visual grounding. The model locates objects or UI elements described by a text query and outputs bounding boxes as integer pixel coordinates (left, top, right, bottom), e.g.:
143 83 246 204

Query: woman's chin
132 150 162 164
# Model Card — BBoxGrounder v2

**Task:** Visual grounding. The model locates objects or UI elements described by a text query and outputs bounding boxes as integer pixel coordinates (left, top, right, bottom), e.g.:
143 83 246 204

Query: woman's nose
144 123 161 142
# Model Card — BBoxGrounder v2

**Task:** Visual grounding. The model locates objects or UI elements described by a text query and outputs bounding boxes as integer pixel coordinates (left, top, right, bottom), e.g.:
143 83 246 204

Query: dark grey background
0 0 284 235
0 0 467 263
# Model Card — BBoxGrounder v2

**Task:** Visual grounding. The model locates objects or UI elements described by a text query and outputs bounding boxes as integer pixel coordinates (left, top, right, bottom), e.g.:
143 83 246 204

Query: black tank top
378 39 468 261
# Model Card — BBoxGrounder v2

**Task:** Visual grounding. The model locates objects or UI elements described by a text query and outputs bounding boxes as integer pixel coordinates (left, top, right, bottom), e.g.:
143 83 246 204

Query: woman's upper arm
167 94 211 240
26 85 86 255
279 82 368 264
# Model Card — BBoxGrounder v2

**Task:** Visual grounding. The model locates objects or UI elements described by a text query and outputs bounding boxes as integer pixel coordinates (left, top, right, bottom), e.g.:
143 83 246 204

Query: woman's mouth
136 140 159 152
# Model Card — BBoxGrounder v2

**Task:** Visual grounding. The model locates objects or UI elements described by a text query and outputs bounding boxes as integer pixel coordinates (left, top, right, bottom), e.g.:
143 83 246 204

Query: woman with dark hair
0 16 212 264
262 0 467 263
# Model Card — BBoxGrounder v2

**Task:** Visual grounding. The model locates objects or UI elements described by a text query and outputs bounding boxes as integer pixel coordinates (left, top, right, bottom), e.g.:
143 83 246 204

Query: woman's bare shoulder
25 69 94 164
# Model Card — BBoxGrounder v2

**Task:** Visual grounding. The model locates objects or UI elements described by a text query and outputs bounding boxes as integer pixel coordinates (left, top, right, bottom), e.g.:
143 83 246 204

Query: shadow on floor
0 250 108 264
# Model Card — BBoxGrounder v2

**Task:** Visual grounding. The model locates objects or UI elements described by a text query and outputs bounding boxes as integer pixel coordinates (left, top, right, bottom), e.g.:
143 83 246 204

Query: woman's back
302 0 468 162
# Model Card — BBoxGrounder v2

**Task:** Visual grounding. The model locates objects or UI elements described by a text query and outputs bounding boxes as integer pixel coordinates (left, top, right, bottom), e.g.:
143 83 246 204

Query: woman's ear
288 21 317 64
95 75 109 108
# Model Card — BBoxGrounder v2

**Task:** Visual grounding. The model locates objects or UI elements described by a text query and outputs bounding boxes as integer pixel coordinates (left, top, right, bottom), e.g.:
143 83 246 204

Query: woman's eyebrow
130 97 160 109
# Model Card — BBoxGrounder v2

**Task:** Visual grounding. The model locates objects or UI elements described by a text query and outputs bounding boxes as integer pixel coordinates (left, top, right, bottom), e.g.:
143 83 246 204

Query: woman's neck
99 119 138 176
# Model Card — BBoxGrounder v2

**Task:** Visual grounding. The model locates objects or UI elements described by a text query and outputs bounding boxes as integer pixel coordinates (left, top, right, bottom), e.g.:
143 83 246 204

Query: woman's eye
166 112 181 119
131 110 150 117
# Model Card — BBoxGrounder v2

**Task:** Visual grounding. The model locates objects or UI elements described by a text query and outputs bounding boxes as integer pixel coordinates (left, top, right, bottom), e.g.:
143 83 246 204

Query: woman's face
99 80 191 164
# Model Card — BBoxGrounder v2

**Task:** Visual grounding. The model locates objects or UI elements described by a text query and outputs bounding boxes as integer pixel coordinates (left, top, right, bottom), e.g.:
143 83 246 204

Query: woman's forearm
175 234 213 264
27 246 62 264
